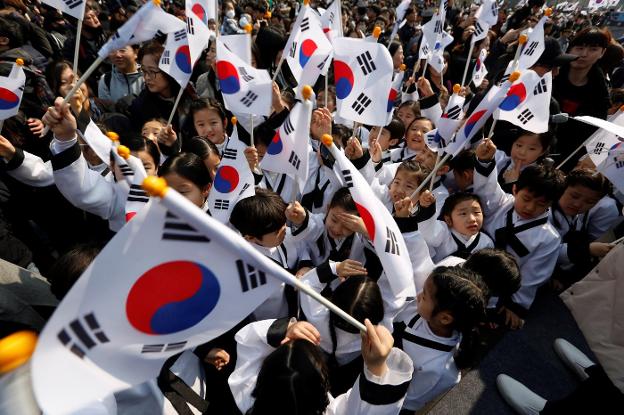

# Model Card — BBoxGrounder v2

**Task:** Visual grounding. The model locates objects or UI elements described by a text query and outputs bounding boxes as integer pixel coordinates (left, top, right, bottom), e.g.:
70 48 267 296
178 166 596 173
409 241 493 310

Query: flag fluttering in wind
0 59 25 121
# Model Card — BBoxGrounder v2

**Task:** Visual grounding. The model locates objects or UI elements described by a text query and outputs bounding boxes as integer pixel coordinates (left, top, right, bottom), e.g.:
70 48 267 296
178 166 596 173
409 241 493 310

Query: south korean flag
41 0 86 21
124 155 149 222
159 28 194 88
207 123 255 223
471 48 488 88
32 194 281 415
495 70 551 134
436 91 466 148
333 38 393 126
475 0 499 27
517 15 546 71
586 110 624 166
0 59 25 122
216 39 272 117
597 142 624 194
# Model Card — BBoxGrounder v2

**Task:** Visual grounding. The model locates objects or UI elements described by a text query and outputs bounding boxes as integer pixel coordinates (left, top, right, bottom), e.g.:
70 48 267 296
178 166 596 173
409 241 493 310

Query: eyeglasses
140 68 162 79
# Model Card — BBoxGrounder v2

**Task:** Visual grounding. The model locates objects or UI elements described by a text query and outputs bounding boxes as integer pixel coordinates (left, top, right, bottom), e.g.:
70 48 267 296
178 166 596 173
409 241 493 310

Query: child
473 137 565 329
418 192 494 263
159 152 213 210
389 116 434 163
414 146 451 217
190 98 228 154
367 119 406 170
447 149 476 193
228 318 413 415
396 100 420 130
395 266 487 412
373 160 430 213
496 131 553 193
181 136 221 180
141 118 166 145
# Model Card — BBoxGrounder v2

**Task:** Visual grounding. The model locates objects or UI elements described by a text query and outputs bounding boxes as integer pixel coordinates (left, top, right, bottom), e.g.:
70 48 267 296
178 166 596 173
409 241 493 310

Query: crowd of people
1 0 623 414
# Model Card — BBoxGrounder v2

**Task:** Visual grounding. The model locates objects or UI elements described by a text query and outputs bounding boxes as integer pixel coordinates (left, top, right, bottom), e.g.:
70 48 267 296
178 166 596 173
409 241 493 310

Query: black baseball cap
534 37 578 67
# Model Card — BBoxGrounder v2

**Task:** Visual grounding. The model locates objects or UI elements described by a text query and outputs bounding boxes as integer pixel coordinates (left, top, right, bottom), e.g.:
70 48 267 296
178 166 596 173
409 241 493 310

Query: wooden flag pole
460 40 475 87
167 87 185 126
73 19 83 75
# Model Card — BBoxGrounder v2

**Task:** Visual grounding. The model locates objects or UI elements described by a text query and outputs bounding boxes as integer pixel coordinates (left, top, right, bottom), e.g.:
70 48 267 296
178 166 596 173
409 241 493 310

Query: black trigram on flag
238 183 250 196
317 56 329 70
500 73 510 83
615 158 624 169
384 227 400 255
517 109 535 125
534 78 548 95
239 67 254 82
523 41 539 56
473 22 485 38
342 169 353 188
118 163 133 177
351 93 372 115
357 51 377 75
214 199 230 210
240 91 258 107
57 312 109 359
289 41 297 58
283 117 294 135
421 44 430 56
236 259 267 292
127 184 149 203
491 3 498 16
223 148 237 160
289 151 301 170
186 17 195 35
141 341 187 354
593 142 605 154
174 29 186 42
162 212 210 243
161 50 171 65
445 105 462 119
63 0 83 9
154 30 166 39
434 20 443 34
328 11 335 25
300 17 310 32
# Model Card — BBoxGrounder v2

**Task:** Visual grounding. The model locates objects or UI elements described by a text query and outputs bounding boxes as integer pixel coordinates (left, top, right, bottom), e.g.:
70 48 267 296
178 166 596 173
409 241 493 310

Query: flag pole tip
264 11 272 19
142 176 168 197
518 34 528 44
106 131 120 142
117 145 130 160
399 63 406 71
544 8 553 17
0 331 37 374
244 24 253 33
619 105 624 112
302 85 313 100
152 0 161 6
453 84 461 94
231 116 237 125
15 58 24 66
303 0 310 5
509 71 521 82
373 26 382 39
321 134 333 146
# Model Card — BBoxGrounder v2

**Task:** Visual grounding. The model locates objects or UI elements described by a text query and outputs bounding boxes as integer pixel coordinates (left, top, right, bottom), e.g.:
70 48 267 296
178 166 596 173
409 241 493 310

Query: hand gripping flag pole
141 176 367 333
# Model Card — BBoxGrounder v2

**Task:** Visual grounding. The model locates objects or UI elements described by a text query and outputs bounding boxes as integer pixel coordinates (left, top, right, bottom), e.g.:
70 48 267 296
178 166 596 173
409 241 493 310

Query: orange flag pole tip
373 26 382 38
399 64 406 71
0 331 37 374
321 134 333 146
15 58 24 66
244 24 253 33
518 34 528 44
544 8 553 17
106 131 119 142
117 145 130 159
152 0 161 6
301 85 313 100
509 71 521 82
142 176 168 197
231 116 237 125
453 84 461 94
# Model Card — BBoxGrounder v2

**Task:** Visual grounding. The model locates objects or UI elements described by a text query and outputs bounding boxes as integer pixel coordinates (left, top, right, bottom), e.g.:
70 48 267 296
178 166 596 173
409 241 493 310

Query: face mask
226 10 235 19
239 17 249 28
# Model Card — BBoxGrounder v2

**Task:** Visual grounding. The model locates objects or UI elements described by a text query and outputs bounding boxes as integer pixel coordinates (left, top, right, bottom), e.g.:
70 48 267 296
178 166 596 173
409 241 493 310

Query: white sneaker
496 374 546 415
553 338 594 381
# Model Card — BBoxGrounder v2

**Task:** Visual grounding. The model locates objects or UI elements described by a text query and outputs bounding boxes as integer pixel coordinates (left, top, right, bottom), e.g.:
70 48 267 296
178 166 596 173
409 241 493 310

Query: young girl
396 101 420 130
159 152 213 210
189 98 229 153
390 116 434 163
141 118 166 145
396 266 487 412
418 192 494 263
228 317 413 415
496 131 553 193
366 119 406 170
182 136 221 180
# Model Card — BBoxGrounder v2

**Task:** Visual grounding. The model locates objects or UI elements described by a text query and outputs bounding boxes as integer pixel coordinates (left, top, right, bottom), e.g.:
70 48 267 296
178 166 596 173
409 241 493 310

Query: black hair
182 136 220 161
48 243 102 300
449 149 475 173
46 60 76 97
0 17 24 48
397 100 421 117
463 248 521 298
569 27 610 50
388 41 402 58
189 97 227 120
512 130 554 154
230 188 287 239
406 116 434 133
331 124 351 148
159 152 212 188
440 192 483 220
565 168 611 196
249 339 330 415
138 41 180 96
429 266 487 369
124 136 161 168
515 164 565 203
385 118 406 143
396 160 431 187
328 187 357 212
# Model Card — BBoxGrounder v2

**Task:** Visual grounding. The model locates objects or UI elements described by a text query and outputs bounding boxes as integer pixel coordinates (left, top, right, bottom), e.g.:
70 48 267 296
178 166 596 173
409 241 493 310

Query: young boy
473 138 565 329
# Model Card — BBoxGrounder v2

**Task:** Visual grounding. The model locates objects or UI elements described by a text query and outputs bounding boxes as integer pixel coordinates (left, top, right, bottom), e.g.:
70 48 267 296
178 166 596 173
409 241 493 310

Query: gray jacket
97 66 144 103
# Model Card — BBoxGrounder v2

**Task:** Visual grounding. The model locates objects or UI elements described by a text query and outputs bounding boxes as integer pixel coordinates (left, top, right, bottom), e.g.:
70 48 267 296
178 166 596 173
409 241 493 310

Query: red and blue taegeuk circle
0 88 20 110
191 3 208 24
214 165 240 193
387 88 399 112
216 61 240 94
499 83 527 111
355 202 376 241
334 60 354 100
126 261 220 335
175 45 192 74
267 131 284 155
463 109 488 138
299 39 318 68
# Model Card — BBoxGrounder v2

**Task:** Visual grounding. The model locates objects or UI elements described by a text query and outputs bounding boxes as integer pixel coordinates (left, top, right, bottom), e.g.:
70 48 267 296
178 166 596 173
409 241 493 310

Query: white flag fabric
428 31 453 73
284 7 333 88
475 0 499 26
80 119 112 167
471 19 490 44
387 69 405 123
471 48 488 88
207 124 255 223
450 80 511 154
321 0 343 41
597 142 624 194
517 16 546 71
124 156 149 222
0 61 25 121
216 39 272 117
575 115 624 140
41 0 86 20
327 142 415 299
188 0 217 25
159 28 194 88
588 0 610 9
435 91 466 149
221 34 252 65
259 97 313 191
495 70 551 133
32 188 285 414
98 1 185 59
585 111 624 166
333 37 393 126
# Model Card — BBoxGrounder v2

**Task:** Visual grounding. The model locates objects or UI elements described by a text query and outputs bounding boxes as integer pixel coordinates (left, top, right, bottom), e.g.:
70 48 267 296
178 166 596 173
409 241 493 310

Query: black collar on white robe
494 208 548 257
